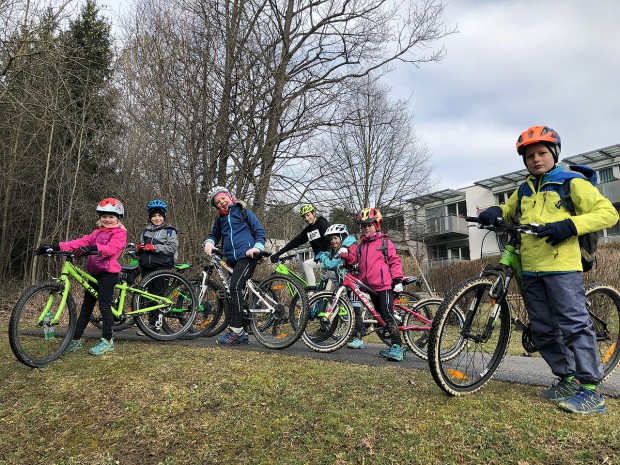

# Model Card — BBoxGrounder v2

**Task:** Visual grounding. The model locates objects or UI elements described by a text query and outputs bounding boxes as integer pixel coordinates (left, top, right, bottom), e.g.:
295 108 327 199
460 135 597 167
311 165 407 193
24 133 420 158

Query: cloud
386 0 620 190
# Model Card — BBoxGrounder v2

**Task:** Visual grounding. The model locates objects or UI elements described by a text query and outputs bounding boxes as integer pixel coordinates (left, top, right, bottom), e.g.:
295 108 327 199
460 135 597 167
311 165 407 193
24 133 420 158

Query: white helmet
208 185 231 205
97 198 124 218
325 224 348 237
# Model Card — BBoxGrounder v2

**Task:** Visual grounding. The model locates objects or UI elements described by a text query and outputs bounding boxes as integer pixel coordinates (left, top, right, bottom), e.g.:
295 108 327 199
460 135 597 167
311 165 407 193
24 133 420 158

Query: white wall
464 185 501 259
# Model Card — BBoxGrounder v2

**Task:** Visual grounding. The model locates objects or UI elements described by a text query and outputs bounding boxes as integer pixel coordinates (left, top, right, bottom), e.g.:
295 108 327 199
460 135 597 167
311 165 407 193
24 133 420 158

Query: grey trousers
522 272 603 384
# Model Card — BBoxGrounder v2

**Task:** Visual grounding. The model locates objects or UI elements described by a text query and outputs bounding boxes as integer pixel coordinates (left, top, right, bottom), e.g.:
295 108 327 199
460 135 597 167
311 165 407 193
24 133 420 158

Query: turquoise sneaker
64 339 83 353
539 378 580 402
558 389 607 414
347 338 365 349
386 344 406 362
89 338 115 356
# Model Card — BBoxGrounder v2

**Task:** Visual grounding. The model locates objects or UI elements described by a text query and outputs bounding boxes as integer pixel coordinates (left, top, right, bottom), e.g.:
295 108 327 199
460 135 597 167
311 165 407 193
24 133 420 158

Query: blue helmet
147 199 168 214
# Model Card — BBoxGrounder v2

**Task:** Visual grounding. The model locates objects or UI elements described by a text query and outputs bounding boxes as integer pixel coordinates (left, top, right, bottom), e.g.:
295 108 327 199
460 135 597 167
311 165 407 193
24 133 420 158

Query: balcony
598 179 620 206
423 215 469 244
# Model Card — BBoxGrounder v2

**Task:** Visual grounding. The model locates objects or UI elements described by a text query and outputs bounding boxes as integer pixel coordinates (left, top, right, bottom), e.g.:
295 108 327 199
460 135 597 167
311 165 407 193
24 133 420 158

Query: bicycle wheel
302 291 355 353
89 287 135 332
428 277 511 396
247 275 309 349
181 279 226 339
585 282 620 381
9 282 78 368
132 269 198 341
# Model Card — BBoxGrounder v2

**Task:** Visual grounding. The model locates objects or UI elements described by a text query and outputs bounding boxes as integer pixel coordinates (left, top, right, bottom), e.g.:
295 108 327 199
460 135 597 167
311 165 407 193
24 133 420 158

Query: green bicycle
9 249 198 368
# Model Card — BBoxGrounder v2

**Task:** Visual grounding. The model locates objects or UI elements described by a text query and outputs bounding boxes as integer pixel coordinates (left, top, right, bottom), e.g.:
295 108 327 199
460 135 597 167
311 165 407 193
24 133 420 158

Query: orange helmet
516 126 561 160
356 207 383 229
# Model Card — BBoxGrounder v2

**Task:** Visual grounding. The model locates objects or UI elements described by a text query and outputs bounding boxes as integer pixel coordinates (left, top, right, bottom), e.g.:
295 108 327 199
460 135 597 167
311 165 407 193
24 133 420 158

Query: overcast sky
101 0 620 193
387 0 620 191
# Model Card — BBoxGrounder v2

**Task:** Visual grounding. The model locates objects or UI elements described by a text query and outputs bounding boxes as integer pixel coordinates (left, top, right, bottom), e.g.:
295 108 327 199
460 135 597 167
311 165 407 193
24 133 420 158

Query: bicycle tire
9 282 78 368
247 275 309 349
132 269 198 341
301 291 355 353
181 279 226 339
89 287 135 332
584 282 620 381
428 277 511 396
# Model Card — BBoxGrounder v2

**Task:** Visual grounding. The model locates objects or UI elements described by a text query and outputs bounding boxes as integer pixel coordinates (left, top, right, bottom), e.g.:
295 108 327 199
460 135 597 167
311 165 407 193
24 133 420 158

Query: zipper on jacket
227 214 237 261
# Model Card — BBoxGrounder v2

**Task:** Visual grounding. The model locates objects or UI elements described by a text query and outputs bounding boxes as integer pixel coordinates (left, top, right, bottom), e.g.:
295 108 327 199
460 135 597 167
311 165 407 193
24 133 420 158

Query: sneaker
347 338 365 349
64 339 83 353
216 330 249 345
558 389 607 414
386 344 406 362
89 338 115 356
539 378 580 402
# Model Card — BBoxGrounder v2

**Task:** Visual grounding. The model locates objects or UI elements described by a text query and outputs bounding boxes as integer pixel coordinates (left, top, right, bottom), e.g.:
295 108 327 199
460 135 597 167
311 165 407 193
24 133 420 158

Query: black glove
477 206 503 226
73 245 98 257
35 244 60 255
270 252 281 264
536 219 577 246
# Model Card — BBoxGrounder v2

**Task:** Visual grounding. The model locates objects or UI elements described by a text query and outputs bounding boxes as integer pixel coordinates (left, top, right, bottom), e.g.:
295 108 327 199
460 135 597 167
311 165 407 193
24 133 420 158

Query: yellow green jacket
498 165 618 273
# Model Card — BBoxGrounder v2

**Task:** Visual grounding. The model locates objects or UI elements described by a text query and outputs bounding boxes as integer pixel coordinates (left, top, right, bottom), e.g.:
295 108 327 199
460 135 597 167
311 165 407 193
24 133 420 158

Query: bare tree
313 76 432 213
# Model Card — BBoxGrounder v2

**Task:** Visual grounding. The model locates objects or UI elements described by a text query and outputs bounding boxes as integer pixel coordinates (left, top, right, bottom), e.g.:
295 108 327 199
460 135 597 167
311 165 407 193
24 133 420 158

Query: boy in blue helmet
478 126 618 414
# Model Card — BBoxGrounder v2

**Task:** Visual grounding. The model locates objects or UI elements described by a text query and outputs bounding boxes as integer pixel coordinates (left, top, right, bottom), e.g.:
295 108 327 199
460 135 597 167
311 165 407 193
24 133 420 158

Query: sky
99 0 620 192
387 0 620 191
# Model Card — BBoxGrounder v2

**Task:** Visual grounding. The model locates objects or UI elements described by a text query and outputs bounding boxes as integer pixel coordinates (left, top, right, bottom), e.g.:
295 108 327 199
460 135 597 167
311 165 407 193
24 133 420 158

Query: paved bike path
94 329 620 398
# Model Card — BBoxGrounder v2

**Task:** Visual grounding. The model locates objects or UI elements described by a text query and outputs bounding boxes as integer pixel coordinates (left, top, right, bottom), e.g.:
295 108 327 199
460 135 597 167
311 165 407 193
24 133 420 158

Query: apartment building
404 144 620 269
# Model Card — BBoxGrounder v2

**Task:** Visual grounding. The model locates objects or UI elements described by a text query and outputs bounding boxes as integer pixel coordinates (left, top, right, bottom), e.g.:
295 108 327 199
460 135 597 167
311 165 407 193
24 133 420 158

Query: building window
446 200 467 217
599 167 614 184
495 190 514 204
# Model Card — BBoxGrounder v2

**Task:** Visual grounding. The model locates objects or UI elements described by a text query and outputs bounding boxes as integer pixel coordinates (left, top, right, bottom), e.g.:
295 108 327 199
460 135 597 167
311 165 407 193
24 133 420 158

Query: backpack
515 164 599 272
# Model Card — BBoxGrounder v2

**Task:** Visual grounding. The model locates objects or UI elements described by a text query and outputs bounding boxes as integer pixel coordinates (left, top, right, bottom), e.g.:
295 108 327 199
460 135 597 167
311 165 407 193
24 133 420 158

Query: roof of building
407 189 465 207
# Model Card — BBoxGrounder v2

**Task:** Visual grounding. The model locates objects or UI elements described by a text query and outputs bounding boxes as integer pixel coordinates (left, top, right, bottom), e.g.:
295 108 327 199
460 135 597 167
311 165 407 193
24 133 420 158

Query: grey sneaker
558 389 607 414
64 339 83 353
540 378 580 402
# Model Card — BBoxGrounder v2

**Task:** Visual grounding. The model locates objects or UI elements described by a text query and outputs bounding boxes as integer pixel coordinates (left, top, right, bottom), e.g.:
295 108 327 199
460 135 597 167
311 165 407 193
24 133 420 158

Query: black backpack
515 165 599 272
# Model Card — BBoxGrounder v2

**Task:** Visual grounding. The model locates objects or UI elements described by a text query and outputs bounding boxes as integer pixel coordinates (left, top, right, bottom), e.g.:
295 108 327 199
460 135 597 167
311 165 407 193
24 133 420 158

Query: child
316 223 357 286
478 125 619 414
136 199 179 335
341 207 405 360
203 185 266 344
35 198 127 355
270 204 331 287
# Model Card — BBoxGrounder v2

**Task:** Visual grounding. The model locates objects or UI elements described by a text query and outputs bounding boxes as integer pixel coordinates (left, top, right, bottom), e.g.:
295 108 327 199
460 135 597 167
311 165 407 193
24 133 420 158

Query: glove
270 252 281 264
204 241 214 256
35 244 60 255
393 283 404 293
136 243 145 255
313 254 321 263
537 219 577 246
246 247 261 258
477 206 503 226
73 245 98 257
337 247 349 259
144 244 155 252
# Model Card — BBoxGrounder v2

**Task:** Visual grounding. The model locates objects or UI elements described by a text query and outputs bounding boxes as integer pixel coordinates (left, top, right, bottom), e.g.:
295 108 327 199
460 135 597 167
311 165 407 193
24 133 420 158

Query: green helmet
298 204 315 216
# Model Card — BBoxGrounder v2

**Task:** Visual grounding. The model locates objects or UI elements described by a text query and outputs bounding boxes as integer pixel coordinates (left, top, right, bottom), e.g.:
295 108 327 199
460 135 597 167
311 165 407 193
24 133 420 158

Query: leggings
229 258 257 329
73 272 119 341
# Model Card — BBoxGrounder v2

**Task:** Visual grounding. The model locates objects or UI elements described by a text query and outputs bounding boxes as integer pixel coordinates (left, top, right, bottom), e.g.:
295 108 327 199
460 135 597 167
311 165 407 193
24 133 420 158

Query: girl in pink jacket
344 207 405 361
36 198 127 356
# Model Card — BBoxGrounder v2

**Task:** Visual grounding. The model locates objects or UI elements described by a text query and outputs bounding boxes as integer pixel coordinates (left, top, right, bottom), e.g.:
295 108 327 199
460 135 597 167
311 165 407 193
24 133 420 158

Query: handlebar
211 247 270 260
464 216 539 234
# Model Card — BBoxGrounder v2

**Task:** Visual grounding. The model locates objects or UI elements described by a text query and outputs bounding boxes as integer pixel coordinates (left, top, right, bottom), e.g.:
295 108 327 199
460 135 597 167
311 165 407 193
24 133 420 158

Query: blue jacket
205 202 266 264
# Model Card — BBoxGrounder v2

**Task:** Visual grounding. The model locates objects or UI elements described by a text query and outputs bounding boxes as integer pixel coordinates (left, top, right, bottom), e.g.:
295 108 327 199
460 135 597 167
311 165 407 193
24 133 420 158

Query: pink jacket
346 232 403 292
60 226 127 274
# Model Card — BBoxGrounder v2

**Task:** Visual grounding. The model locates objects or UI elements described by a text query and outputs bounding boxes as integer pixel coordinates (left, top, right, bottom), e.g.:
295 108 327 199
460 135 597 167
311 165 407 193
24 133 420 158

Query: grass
1 325 619 465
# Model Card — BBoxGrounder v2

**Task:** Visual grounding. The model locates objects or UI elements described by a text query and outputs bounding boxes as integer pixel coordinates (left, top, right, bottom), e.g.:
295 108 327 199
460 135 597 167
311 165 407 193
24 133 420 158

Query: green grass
1 328 619 465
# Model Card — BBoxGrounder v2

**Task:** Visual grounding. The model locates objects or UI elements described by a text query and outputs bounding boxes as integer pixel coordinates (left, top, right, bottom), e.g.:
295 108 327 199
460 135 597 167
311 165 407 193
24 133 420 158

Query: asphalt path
90 327 620 399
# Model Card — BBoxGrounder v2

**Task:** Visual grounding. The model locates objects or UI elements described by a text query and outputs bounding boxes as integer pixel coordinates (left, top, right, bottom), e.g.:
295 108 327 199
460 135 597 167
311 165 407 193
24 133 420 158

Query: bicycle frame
41 255 179 327
324 271 433 332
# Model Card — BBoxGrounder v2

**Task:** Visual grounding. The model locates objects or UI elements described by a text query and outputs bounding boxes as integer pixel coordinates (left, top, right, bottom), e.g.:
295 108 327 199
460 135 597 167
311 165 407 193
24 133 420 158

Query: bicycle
9 249 198 368
427 217 620 396
201 248 310 349
302 266 464 357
